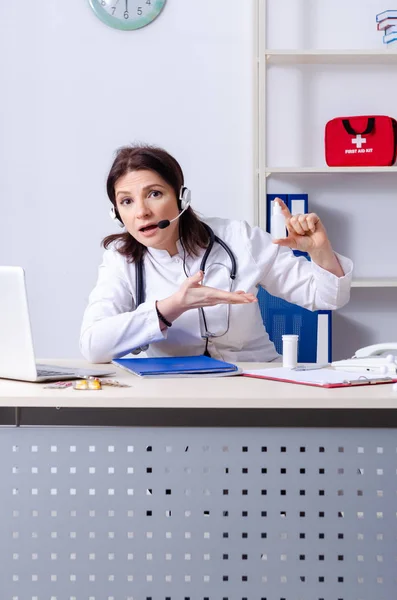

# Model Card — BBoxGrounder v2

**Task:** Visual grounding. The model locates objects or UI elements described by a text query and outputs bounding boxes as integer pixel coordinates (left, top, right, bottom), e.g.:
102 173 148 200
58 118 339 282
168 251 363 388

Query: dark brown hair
102 144 209 262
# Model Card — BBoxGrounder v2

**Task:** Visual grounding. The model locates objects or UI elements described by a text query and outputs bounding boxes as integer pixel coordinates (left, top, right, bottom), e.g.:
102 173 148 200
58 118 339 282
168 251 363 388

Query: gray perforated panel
0 426 396 600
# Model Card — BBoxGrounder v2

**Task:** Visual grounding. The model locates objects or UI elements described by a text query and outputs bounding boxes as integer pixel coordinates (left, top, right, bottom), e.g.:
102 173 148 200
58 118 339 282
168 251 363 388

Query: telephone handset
332 343 397 373
354 343 397 358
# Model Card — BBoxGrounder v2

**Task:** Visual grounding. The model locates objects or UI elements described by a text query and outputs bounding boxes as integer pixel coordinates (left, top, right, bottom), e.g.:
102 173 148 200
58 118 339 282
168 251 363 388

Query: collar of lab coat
147 239 187 262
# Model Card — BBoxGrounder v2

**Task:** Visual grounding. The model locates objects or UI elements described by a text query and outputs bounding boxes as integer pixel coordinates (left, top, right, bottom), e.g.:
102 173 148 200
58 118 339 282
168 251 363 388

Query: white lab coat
80 217 353 363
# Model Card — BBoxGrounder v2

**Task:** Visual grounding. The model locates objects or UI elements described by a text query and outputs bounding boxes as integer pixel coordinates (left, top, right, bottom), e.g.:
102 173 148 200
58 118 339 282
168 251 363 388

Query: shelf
265 49 397 65
352 278 397 288
265 167 397 175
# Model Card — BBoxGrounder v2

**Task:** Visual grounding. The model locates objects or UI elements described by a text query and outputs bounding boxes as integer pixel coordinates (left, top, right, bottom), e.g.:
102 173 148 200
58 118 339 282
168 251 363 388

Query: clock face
89 0 167 30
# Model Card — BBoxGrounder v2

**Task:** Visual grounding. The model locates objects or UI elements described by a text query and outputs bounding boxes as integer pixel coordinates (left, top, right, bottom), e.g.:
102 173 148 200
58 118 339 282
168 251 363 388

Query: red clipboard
242 369 397 388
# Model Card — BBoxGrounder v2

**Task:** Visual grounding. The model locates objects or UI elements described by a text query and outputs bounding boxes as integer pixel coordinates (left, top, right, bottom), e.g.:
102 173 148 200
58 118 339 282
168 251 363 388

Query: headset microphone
157 186 192 230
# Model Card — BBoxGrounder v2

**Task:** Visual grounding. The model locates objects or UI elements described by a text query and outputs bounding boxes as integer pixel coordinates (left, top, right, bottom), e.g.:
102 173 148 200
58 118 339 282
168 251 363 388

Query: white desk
0 360 396 599
0 359 396 409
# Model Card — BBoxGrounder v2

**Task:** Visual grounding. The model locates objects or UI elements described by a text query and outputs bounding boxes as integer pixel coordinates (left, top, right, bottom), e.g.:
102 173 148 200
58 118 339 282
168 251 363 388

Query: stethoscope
133 223 237 355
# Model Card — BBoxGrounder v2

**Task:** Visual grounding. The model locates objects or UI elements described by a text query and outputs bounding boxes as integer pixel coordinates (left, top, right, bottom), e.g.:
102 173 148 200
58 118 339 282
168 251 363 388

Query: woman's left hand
271 197 345 277
271 197 331 253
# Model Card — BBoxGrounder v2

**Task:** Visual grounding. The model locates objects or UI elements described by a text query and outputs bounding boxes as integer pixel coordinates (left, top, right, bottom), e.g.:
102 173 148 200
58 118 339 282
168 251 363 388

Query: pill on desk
386 354 396 363
379 365 388 375
73 378 102 390
74 379 89 390
87 377 102 390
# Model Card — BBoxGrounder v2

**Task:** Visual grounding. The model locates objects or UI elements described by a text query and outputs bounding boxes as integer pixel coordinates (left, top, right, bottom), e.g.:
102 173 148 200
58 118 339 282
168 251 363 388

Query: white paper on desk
243 367 386 385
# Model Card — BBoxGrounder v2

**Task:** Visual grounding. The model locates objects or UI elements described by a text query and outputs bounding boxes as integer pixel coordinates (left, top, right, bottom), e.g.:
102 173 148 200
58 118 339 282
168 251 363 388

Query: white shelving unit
265 49 397 65
352 278 397 288
256 0 397 289
265 166 397 175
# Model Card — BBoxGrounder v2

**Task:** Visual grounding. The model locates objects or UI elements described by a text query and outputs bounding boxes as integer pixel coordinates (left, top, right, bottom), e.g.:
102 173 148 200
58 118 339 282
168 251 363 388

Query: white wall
2 0 394 362
0 0 255 357
265 0 397 359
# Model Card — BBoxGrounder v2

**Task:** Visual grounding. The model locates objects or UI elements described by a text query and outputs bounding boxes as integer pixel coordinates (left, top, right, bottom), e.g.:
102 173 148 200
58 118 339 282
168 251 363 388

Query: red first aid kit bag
325 115 397 166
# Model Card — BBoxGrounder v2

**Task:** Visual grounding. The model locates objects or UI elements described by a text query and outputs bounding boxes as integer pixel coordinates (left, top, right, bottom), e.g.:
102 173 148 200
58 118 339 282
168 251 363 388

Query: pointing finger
274 197 291 219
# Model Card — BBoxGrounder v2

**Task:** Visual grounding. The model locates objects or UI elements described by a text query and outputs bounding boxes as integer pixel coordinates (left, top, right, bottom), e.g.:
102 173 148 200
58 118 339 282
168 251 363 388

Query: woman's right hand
156 271 257 326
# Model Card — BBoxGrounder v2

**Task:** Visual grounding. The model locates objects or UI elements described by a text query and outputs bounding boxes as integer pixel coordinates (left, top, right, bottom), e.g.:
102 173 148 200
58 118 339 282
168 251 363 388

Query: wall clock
89 0 167 30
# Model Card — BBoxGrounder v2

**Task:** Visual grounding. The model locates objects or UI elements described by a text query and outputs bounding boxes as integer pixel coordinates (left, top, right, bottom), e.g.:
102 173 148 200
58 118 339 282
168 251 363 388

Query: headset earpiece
109 205 124 228
179 186 192 211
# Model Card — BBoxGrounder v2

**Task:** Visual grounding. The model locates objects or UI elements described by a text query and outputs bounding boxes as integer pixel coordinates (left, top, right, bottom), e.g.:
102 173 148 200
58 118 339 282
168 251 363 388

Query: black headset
109 185 191 229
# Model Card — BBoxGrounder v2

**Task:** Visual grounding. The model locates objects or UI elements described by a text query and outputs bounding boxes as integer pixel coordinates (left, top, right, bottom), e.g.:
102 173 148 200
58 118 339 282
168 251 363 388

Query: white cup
282 334 299 368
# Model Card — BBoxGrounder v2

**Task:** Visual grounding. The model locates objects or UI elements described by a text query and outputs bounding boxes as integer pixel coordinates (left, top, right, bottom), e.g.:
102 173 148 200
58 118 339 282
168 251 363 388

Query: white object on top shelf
265 49 397 65
265 167 397 175
351 278 397 288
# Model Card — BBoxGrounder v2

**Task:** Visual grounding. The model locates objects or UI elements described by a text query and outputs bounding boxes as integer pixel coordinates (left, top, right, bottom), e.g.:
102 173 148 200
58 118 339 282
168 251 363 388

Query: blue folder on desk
112 355 239 377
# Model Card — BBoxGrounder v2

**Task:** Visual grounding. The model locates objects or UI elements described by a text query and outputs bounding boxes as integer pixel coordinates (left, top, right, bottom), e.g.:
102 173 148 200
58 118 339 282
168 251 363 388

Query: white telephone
332 343 397 374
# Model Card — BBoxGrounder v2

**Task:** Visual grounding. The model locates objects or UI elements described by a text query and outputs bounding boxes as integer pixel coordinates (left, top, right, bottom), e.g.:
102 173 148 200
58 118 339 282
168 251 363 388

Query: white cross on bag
352 134 367 149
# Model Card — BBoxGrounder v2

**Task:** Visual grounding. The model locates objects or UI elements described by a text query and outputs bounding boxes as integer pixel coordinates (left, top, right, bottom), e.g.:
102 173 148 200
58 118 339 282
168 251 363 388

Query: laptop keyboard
36 369 71 377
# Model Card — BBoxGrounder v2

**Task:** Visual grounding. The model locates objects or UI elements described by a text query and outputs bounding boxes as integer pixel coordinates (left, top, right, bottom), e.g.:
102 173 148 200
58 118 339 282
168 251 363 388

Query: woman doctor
80 144 352 363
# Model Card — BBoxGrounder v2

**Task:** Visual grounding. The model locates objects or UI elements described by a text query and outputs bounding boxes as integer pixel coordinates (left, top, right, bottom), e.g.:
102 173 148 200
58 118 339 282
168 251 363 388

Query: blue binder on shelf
112 355 239 378
287 193 308 216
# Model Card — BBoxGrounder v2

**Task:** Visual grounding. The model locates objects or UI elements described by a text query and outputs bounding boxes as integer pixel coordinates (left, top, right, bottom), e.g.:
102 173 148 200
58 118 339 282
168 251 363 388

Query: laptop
0 266 115 382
